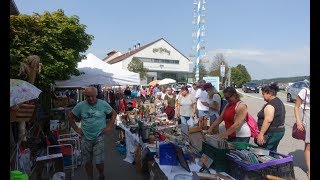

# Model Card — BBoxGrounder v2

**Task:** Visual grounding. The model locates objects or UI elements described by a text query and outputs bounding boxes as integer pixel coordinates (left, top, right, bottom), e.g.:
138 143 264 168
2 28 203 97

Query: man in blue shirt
68 86 116 180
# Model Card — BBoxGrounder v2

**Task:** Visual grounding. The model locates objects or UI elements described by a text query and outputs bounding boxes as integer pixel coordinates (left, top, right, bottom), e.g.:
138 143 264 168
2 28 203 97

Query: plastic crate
227 151 295 180
159 142 178 165
201 141 230 172
230 142 259 149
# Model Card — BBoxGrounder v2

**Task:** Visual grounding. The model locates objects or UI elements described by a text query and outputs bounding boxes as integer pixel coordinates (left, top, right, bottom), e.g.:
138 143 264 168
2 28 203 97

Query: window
136 57 180 64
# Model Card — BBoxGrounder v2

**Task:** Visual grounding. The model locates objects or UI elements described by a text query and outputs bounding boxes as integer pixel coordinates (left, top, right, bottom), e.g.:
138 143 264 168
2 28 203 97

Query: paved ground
73 129 149 180
237 91 309 180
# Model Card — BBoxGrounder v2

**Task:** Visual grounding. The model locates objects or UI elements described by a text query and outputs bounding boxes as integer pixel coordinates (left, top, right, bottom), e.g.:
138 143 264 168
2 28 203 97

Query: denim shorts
81 133 105 164
198 110 209 118
209 114 218 123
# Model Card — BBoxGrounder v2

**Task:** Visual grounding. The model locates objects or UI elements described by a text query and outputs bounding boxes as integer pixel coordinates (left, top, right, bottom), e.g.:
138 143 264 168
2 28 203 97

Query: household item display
50 107 72 132
50 120 60 131
226 151 295 180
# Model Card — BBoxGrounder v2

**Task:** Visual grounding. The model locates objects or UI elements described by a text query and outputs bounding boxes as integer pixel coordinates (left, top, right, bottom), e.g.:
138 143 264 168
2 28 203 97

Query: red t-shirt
222 101 239 137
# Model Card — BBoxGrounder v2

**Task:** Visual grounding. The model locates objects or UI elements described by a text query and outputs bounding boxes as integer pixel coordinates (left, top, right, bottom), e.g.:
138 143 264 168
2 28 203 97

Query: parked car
242 82 260 93
286 80 310 102
278 84 288 91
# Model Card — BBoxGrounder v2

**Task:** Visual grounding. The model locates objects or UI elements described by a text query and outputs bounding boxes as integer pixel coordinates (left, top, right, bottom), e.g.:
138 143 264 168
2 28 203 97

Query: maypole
192 0 206 82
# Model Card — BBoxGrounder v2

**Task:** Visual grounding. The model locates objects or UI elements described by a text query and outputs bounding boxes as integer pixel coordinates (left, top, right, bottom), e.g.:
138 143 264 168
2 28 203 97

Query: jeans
180 116 194 127
263 131 285 152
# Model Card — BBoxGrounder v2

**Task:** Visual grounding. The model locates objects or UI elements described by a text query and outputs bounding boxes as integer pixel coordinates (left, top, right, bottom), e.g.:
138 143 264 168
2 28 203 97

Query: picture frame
174 144 191 172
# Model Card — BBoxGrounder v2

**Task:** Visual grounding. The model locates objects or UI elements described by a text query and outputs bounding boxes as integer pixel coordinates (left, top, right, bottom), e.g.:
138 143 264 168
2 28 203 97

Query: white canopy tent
54 53 140 87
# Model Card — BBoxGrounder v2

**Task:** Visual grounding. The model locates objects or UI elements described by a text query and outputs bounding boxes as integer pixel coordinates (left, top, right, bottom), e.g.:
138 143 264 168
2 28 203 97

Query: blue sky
14 0 310 80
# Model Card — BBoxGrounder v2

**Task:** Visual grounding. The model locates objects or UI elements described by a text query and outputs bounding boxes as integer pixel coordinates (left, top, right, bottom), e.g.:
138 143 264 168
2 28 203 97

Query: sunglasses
224 94 233 100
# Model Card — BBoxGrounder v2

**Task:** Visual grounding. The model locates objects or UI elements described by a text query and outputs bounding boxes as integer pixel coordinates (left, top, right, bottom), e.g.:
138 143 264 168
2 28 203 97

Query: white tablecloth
118 123 142 163
153 158 235 180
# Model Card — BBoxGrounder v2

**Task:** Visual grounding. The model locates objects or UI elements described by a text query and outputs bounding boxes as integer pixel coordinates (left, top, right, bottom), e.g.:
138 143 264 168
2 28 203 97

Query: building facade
103 38 194 85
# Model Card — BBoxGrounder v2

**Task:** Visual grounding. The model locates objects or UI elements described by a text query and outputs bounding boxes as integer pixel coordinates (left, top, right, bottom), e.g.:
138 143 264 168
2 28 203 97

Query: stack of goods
225 142 295 180
204 134 235 149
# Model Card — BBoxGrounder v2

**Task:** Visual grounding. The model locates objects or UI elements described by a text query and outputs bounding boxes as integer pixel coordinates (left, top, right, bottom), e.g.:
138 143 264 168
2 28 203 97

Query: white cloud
205 47 310 80
208 47 310 65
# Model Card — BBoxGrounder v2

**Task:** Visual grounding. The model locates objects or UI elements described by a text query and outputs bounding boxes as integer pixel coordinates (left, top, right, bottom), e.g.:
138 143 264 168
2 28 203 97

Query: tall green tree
231 64 251 87
127 57 147 79
10 9 94 88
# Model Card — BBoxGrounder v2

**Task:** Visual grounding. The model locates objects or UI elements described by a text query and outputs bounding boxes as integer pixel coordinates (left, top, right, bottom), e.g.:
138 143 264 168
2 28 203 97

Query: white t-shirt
160 92 166 100
207 93 221 117
189 87 197 100
178 94 195 117
298 88 310 110
195 89 209 111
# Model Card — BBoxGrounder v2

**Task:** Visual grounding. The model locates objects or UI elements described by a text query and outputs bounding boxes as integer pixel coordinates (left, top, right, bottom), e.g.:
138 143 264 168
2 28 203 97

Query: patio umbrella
148 79 161 86
158 78 176 85
10 79 42 107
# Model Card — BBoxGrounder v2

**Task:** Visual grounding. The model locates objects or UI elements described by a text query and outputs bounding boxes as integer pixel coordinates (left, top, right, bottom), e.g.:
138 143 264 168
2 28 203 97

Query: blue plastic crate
159 142 178 165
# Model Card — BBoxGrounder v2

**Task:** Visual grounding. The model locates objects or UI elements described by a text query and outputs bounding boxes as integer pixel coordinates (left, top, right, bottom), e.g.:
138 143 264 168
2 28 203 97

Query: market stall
54 53 140 88
114 104 296 180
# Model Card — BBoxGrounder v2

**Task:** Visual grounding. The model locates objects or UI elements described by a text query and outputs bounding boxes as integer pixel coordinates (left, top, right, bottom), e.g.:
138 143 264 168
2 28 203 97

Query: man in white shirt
188 83 198 100
195 80 209 127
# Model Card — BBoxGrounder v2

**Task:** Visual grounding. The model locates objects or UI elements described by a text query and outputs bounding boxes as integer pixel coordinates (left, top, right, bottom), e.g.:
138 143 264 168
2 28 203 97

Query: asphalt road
235 88 308 180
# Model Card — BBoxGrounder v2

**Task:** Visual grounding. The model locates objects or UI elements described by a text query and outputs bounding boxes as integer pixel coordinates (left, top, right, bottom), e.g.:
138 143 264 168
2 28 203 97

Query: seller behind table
68 86 116 180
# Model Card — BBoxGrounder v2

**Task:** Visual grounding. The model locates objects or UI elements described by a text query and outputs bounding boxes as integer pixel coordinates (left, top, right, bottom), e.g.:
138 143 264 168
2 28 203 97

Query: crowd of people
67 79 310 179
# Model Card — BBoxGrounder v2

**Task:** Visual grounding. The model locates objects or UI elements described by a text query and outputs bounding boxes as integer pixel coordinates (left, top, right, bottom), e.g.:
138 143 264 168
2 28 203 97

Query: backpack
216 93 228 115
235 101 259 138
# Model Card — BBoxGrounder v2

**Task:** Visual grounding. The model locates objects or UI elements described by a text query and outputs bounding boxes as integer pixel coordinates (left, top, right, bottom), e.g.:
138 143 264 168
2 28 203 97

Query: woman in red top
207 87 251 142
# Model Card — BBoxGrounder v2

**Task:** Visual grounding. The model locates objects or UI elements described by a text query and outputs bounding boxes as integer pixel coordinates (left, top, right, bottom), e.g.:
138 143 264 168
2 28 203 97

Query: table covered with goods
115 106 296 180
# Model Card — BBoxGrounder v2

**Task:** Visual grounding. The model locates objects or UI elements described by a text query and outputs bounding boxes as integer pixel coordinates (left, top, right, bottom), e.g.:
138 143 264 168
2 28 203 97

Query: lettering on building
152 47 171 55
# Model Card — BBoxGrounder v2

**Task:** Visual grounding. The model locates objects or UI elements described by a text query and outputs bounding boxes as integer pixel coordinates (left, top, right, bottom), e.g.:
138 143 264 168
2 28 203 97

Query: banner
220 65 225 77
203 76 219 91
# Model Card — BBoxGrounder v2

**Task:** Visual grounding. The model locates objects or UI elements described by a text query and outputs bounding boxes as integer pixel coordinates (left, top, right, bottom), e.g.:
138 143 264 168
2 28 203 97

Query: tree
10 9 94 88
208 53 229 84
127 57 148 79
231 64 251 87
193 62 208 81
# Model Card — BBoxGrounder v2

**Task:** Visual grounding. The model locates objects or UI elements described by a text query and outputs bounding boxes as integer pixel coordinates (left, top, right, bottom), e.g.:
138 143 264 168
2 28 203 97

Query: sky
14 0 310 80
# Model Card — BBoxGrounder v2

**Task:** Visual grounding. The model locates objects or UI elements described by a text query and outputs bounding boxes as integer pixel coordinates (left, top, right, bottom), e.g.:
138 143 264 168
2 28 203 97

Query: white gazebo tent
54 53 140 87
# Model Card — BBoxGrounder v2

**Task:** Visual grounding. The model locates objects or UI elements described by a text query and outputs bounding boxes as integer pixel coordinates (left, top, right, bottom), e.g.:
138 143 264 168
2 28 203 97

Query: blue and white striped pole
195 0 202 82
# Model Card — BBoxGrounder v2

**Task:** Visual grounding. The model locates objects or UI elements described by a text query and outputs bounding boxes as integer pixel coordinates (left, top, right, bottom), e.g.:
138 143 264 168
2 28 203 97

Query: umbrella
10 79 42 107
148 79 161 86
158 78 176 85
